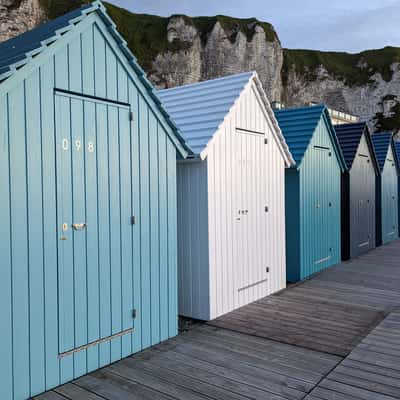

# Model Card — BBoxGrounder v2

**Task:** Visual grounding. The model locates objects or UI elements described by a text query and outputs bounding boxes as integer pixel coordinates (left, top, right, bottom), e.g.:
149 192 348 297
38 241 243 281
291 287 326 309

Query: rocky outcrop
150 16 283 102
283 62 400 134
0 0 46 43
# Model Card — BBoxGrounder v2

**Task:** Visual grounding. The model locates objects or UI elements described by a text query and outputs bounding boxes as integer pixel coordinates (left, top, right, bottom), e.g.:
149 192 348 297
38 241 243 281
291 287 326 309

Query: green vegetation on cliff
38 0 90 19
283 47 400 86
38 1 278 71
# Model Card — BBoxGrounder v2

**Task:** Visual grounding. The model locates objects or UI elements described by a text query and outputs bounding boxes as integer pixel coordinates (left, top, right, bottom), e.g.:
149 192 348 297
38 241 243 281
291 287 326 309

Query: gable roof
274 104 346 170
156 71 294 165
0 1 188 158
335 122 379 173
371 132 398 173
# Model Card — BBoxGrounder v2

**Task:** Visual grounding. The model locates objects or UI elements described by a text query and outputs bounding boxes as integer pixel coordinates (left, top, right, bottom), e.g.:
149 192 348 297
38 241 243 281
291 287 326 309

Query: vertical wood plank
108 105 122 362
149 111 160 345
93 26 106 99
139 98 151 349
9 82 30 400
119 106 133 357
84 100 100 371
25 70 46 396
105 44 117 101
167 141 178 338
54 48 69 90
0 94 13 400
81 26 95 96
158 124 169 340
55 95 74 383
68 37 82 93
96 103 111 367
129 85 142 353
70 98 87 377
40 60 60 391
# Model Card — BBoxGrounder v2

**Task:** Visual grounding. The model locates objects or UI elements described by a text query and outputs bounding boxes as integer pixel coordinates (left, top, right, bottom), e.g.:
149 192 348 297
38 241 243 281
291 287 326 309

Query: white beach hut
158 71 294 320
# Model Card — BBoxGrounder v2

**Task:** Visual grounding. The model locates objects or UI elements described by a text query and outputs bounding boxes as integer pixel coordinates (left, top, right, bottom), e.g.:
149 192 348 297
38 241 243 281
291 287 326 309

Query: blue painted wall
379 145 399 245
285 117 342 281
0 12 179 400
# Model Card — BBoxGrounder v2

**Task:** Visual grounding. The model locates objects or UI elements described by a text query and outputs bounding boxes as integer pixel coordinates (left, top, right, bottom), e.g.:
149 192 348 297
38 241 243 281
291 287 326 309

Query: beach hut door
235 130 269 293
55 93 134 357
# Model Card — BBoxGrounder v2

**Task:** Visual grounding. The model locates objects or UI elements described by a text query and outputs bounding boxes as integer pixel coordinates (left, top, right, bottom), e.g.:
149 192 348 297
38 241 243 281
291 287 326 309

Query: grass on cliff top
38 1 278 71
284 47 400 86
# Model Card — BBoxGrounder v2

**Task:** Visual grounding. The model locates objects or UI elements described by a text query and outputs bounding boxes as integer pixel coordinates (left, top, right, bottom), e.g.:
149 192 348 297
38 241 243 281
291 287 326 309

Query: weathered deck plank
34 241 400 400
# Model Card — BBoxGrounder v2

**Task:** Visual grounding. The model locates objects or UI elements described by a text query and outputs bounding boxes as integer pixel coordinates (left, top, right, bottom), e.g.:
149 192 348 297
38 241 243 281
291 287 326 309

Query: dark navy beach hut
371 132 399 246
0 2 187 399
335 123 379 260
275 105 346 282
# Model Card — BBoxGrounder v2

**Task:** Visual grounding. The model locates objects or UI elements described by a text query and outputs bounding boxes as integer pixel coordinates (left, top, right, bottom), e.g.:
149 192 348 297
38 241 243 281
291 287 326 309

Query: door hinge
129 111 134 122
131 216 136 225
132 309 137 319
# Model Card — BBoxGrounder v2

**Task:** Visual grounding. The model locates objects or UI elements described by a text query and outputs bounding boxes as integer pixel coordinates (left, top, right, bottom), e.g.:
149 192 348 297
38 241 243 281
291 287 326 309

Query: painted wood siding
177 160 210 320
381 146 399 245
0 16 178 400
348 134 376 257
206 82 286 320
298 118 342 280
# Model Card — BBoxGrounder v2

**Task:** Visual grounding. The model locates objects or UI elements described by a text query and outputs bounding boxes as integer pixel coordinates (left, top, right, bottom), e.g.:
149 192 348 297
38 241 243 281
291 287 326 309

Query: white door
234 129 269 301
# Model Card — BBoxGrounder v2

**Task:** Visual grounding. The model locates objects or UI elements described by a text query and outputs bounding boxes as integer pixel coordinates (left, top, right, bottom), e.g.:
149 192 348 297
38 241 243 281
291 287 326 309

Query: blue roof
334 122 378 173
156 71 254 155
0 4 93 80
335 123 366 169
274 104 346 169
0 1 189 157
371 132 395 172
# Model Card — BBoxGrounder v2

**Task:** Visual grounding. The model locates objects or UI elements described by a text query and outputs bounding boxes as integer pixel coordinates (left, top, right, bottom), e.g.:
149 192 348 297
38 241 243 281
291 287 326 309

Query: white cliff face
151 16 202 88
0 0 46 43
150 16 283 102
283 63 400 133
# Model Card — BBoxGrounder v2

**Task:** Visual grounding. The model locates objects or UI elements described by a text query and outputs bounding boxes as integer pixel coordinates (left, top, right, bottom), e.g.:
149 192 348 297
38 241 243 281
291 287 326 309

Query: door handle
72 223 87 231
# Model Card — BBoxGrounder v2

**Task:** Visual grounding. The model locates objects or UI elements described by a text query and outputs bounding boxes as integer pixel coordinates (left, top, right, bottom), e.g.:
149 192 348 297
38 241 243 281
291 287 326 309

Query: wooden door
55 92 134 358
234 130 269 294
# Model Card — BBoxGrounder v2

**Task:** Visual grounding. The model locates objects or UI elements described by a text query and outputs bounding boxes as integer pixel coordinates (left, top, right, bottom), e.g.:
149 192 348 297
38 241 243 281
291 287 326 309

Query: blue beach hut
274 105 346 282
371 132 399 245
0 2 187 399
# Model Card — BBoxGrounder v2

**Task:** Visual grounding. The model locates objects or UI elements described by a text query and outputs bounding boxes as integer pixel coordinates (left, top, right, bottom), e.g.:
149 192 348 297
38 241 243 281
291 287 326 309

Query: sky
107 0 400 53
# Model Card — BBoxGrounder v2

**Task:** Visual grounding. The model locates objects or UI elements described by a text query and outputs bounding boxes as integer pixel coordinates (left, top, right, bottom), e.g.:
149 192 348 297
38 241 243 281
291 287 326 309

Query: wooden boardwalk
35 241 400 400
209 241 400 356
306 310 400 400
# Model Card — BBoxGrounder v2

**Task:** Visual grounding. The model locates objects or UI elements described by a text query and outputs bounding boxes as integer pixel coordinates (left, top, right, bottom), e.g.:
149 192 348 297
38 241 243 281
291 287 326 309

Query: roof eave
251 73 295 167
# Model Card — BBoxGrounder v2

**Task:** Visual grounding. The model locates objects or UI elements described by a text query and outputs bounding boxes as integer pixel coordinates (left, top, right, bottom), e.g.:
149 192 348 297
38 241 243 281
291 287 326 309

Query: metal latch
72 223 87 231
132 309 137 319
131 216 136 225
